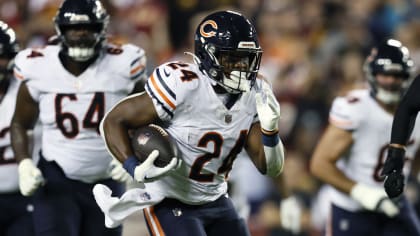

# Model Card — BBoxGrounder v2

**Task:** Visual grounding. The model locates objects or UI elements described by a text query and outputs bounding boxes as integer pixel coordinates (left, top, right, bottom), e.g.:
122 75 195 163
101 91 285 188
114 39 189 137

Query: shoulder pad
13 47 50 81
145 61 201 120
103 43 147 81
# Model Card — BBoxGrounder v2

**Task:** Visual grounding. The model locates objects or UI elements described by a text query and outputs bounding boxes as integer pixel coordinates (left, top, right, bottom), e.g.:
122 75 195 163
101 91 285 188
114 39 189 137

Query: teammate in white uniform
310 39 420 236
100 11 285 236
10 1 146 235
0 21 36 236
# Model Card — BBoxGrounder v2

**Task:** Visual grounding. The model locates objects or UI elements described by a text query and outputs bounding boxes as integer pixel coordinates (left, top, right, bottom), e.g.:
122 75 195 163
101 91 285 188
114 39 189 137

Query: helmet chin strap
376 87 400 104
68 47 95 62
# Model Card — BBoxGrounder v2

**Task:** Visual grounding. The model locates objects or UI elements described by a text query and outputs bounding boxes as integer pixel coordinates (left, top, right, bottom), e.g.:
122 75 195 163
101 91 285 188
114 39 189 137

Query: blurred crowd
3 0 420 235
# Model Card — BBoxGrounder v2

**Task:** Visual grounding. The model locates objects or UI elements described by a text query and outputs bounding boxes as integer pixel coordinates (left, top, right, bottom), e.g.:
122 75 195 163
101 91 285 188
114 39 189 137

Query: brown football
130 124 178 167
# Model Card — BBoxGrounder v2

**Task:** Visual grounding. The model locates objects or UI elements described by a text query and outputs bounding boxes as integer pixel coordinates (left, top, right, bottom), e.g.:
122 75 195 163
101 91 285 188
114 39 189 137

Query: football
130 124 178 167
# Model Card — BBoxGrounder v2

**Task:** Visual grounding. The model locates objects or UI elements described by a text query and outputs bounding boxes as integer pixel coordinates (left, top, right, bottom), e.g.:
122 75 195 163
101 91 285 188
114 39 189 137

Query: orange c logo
199 20 218 38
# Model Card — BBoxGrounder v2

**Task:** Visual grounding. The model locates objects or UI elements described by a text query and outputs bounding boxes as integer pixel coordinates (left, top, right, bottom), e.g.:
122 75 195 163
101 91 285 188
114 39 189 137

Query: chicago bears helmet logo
200 20 218 38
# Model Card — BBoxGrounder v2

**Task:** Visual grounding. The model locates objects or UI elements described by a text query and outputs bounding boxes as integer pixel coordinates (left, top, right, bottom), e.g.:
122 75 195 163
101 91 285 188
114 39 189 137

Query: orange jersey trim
130 64 145 75
150 74 176 109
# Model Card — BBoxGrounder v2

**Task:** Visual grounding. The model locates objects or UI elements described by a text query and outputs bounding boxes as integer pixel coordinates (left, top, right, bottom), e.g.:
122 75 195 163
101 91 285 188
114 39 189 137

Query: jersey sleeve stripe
156 68 176 99
145 83 174 118
130 70 145 80
130 57 141 66
149 74 176 109
130 64 145 75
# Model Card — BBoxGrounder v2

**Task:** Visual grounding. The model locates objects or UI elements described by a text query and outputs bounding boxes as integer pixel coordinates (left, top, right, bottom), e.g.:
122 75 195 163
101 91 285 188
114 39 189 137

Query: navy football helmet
364 39 415 104
0 21 19 82
194 11 262 94
54 0 109 61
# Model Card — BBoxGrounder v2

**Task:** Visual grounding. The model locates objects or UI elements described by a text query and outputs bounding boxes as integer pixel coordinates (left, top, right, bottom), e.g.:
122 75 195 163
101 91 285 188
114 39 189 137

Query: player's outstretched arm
310 125 398 217
11 82 44 196
381 75 420 198
310 125 355 194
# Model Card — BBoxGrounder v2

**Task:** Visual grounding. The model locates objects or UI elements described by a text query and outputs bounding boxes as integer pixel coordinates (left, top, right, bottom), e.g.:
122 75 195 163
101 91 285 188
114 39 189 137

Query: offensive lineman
10 0 146 235
310 39 420 235
100 11 285 236
0 21 36 236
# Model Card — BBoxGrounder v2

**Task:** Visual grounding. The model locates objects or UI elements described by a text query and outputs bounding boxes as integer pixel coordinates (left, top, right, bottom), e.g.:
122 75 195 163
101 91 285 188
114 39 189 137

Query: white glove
255 82 280 132
280 196 301 234
134 150 179 182
350 183 399 217
18 159 44 196
109 159 132 182
93 184 165 228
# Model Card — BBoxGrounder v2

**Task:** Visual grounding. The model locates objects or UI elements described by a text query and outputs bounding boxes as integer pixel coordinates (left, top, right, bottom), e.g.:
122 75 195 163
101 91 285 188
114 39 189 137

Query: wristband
389 143 406 151
262 132 279 147
122 156 139 177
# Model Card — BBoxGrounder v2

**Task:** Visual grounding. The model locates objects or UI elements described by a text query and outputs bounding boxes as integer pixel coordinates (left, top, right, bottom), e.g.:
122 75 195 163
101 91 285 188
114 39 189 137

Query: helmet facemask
374 73 409 105
203 44 262 94
57 23 106 62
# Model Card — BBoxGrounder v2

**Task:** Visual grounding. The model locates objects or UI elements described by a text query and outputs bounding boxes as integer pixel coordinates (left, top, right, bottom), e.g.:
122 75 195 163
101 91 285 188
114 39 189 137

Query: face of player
220 53 250 72
60 23 102 62
62 24 100 48
375 73 405 104
218 51 257 93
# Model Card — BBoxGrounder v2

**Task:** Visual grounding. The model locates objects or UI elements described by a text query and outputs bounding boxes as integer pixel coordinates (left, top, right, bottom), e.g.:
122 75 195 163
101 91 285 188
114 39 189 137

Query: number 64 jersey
144 61 264 205
13 44 146 183
328 89 420 211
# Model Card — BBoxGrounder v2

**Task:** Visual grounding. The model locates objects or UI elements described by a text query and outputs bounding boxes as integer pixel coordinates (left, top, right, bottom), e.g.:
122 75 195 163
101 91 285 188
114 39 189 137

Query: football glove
133 150 179 182
255 82 280 133
381 146 405 198
108 159 132 182
18 159 44 196
350 183 399 217
280 196 301 234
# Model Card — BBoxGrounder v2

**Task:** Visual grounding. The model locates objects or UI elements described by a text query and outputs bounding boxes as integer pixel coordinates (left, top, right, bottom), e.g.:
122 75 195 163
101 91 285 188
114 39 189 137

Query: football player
0 21 35 236
10 0 146 235
310 39 420 235
100 10 285 235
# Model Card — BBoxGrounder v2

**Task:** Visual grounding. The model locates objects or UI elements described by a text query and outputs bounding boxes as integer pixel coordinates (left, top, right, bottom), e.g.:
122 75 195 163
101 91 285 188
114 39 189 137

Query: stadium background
4 0 420 235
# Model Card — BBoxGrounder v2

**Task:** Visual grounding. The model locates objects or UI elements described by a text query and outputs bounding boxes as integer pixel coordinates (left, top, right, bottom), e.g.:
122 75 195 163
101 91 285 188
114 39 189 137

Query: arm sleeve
391 75 420 145
13 49 41 102
144 64 179 121
126 44 147 82
328 95 361 131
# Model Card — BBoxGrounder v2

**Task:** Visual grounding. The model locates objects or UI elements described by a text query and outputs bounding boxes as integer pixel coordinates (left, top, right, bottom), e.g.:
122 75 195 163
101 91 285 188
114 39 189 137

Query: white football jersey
328 89 420 211
144 61 264 204
0 78 21 193
0 78 41 193
13 44 146 183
